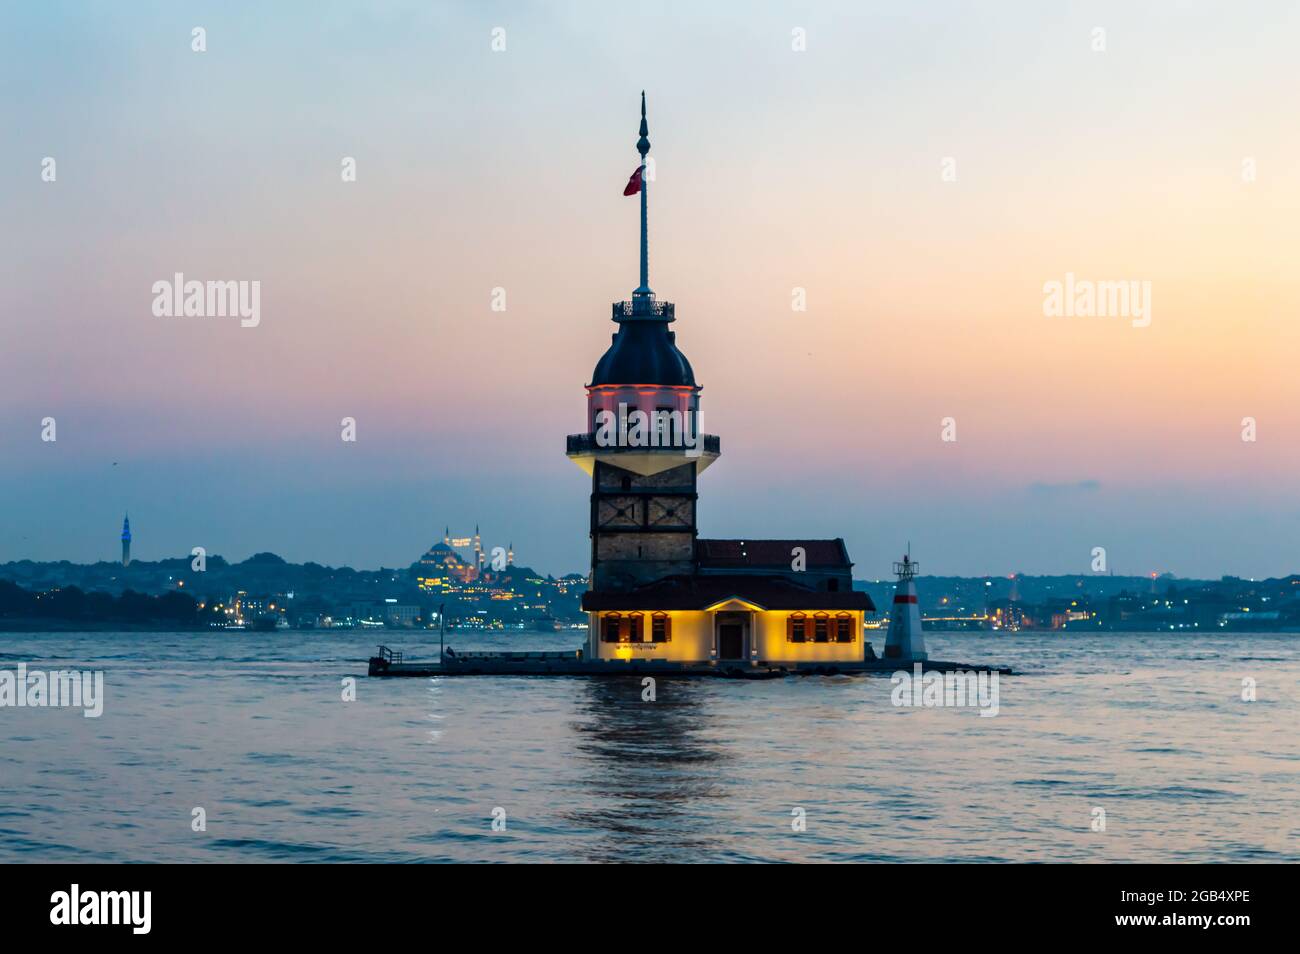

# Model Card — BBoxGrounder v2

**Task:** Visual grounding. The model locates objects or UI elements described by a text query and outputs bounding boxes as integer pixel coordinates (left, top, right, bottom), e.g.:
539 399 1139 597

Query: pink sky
3 1 1299 577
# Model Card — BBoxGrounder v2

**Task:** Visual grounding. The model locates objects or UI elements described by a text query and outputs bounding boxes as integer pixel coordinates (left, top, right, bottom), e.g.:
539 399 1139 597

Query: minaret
474 524 483 573
884 548 927 661
565 94 719 592
443 525 450 547
507 542 514 567
120 513 132 568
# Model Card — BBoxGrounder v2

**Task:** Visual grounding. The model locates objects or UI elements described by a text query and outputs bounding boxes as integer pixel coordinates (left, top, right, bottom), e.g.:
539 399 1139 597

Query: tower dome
589 90 695 390
590 317 695 387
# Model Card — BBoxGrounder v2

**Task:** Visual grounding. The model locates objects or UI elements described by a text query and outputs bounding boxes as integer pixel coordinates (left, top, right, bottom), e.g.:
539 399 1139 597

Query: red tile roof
696 538 850 568
582 574 873 612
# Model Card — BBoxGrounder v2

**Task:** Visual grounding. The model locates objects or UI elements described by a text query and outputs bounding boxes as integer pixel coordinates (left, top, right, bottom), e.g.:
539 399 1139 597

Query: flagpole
640 153 648 292
636 91 651 302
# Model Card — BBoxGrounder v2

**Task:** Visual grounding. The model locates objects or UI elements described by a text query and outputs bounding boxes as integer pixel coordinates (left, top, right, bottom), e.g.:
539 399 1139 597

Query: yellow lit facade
588 604 868 665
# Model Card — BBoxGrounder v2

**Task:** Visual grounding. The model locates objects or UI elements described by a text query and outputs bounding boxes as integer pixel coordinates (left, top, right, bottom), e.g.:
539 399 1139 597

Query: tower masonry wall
596 461 695 491
595 533 694 562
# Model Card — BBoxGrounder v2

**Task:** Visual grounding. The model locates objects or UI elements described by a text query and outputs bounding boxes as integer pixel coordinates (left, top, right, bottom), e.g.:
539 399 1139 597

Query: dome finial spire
637 91 649 157
634 92 652 301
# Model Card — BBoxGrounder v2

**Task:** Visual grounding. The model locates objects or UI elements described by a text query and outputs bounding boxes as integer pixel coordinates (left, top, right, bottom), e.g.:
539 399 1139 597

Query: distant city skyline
1 509 1291 584
4 2 1299 579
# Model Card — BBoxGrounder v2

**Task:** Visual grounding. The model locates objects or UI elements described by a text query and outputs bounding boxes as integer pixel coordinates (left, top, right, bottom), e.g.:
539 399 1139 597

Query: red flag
623 166 643 196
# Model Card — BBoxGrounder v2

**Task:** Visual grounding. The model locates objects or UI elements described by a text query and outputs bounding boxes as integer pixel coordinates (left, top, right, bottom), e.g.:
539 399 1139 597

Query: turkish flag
623 166 643 196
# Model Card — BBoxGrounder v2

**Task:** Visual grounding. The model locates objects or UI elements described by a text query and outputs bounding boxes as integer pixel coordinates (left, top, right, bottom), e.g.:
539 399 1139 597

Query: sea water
1 630 1296 862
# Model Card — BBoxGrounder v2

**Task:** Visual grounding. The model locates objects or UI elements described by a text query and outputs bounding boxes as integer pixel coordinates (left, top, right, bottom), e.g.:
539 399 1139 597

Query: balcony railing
612 299 675 320
567 433 719 455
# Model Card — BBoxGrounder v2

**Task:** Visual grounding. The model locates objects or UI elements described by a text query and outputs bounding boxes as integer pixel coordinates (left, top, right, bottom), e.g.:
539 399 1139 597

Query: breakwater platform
366 645 1011 679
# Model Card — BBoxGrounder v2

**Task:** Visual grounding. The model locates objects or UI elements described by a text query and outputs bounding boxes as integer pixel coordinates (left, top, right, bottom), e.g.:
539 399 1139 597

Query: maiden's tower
566 95 876 667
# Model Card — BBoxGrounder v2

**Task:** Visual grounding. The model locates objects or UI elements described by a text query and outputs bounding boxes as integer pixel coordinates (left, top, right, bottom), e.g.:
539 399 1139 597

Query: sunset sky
3 1 1299 578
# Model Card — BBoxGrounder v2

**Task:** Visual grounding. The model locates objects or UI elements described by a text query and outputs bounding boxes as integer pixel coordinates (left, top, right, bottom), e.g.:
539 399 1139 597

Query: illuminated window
651 612 671 643
813 613 830 642
628 613 644 643
787 612 807 642
602 613 622 642
835 613 854 642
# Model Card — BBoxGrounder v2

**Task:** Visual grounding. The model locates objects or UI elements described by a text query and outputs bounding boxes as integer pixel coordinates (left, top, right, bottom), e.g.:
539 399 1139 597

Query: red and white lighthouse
884 550 927 661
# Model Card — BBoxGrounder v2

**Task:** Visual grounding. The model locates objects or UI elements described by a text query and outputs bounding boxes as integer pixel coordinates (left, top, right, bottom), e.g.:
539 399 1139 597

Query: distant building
417 539 474 588
383 601 421 628
988 596 1091 630
350 599 420 628
415 525 513 589
988 599 1028 631
120 513 131 567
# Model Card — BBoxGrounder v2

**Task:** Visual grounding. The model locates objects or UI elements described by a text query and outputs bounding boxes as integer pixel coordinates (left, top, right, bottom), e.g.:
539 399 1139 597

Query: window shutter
789 613 808 642
836 613 853 642
653 613 671 643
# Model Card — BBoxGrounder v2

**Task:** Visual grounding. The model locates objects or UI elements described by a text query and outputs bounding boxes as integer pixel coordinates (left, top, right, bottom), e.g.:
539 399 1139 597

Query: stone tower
566 94 719 592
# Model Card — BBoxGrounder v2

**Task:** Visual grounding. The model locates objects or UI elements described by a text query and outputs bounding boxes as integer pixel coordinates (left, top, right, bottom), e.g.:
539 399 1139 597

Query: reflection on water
570 678 728 862
0 629 1297 862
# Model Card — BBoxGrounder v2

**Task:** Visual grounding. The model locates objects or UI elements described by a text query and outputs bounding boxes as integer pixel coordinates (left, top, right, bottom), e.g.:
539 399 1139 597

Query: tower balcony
566 432 720 477
612 299 674 321
566 433 719 455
